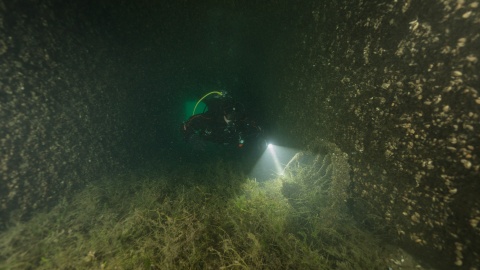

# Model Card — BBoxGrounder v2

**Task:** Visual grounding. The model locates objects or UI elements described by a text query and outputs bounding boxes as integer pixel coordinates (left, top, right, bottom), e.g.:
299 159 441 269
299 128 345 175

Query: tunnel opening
1 0 479 269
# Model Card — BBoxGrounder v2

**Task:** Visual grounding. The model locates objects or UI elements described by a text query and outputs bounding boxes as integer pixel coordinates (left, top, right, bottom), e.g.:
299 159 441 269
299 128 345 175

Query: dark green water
1 1 479 269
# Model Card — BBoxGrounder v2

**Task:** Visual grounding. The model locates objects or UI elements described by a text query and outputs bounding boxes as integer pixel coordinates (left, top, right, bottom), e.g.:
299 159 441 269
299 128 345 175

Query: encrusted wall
2 0 479 267
0 0 129 227
267 0 479 269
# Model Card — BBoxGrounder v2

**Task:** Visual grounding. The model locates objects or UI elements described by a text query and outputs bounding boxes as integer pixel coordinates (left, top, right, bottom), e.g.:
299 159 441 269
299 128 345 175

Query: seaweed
0 157 390 269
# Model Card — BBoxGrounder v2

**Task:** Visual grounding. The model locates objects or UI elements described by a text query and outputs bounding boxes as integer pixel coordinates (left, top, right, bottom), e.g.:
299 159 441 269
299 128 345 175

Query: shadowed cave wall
0 0 132 225
1 0 479 269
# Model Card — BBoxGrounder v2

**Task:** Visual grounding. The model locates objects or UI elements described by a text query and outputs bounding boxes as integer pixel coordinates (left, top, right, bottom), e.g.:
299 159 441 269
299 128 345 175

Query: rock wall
266 0 479 269
0 0 130 227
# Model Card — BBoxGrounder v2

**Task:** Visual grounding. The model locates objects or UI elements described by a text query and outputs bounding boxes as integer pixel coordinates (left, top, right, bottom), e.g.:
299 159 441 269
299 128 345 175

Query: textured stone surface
0 0 129 227
266 1 479 268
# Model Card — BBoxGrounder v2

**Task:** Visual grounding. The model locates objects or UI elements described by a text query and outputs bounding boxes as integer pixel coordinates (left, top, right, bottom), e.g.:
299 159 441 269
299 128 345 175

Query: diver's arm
181 114 211 140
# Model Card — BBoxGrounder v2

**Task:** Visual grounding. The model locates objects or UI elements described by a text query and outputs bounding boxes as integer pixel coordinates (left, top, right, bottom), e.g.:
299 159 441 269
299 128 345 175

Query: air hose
192 91 223 116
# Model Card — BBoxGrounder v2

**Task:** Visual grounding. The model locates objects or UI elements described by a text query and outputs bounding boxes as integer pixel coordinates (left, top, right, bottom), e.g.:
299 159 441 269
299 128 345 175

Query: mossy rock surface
0 157 423 269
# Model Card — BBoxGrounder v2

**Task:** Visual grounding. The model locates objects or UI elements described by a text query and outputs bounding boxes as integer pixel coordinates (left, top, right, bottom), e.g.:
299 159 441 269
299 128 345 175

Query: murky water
1 1 478 269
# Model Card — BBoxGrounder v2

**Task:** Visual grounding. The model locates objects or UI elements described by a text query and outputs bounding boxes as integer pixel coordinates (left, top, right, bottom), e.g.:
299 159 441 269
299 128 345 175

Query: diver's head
224 113 235 124
223 103 242 124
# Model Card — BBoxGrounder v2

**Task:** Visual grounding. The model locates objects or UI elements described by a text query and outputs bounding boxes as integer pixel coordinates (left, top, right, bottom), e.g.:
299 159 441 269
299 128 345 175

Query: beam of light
268 143 284 176
249 143 298 181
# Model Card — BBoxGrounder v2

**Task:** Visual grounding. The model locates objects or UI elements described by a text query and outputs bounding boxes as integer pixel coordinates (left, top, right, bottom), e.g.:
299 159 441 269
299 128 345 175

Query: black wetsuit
182 96 239 144
182 94 263 149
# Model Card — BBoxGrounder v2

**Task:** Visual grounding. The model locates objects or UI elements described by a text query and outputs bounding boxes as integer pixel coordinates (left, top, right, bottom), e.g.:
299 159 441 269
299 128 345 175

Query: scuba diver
181 91 263 149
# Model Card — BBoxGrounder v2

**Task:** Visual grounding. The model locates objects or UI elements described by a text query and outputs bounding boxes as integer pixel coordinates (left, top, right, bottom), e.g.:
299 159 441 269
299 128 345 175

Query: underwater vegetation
0 157 415 269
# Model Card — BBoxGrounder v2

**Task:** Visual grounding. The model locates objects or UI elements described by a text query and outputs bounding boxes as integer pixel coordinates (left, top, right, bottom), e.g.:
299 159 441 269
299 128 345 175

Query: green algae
0 159 390 269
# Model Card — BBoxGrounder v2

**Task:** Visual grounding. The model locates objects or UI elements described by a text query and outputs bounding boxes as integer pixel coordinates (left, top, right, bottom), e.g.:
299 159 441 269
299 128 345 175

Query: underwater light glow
249 143 298 181
268 143 283 176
